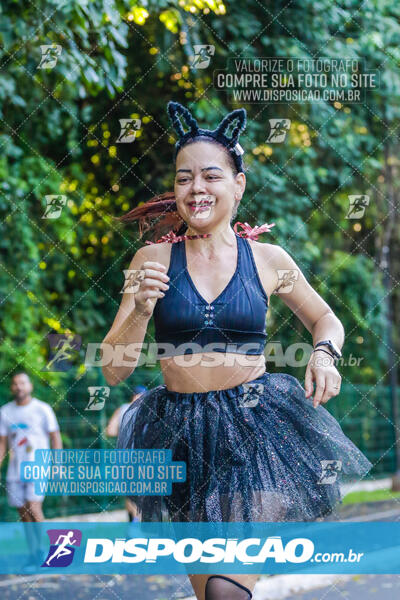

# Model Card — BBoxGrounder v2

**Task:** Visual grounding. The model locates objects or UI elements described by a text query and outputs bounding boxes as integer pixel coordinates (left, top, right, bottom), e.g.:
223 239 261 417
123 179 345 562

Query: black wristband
312 348 335 360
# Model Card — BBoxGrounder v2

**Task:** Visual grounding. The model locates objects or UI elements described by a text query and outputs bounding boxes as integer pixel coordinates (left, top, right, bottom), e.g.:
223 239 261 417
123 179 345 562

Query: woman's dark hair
115 136 245 242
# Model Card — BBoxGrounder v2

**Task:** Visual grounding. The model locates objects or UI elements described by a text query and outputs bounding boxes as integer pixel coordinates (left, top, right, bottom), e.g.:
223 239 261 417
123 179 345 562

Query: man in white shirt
0 372 62 522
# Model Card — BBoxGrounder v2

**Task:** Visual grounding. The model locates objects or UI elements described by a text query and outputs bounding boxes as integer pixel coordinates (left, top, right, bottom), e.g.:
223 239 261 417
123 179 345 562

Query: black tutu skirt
117 372 373 522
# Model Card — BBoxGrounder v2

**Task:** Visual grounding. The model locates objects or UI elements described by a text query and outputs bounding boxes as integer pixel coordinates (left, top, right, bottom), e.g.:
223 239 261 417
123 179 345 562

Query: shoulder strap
238 236 269 303
167 240 185 276
236 234 252 277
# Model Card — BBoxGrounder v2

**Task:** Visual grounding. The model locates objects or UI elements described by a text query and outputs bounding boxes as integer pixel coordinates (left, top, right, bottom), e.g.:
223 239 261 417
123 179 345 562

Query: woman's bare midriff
160 352 266 393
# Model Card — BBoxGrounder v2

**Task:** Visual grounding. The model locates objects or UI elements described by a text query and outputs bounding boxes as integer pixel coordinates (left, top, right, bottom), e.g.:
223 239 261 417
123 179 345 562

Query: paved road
285 573 400 599
0 573 194 600
2 572 400 600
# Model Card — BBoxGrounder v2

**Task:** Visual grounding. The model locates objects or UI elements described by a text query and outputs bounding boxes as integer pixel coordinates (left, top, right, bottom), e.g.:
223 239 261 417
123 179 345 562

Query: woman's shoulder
247 238 286 265
244 240 287 297
247 239 300 294
129 240 172 271
137 239 173 256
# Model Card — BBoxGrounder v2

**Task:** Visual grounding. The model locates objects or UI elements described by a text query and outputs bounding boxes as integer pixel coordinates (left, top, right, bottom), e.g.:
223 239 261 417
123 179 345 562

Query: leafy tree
1 0 397 395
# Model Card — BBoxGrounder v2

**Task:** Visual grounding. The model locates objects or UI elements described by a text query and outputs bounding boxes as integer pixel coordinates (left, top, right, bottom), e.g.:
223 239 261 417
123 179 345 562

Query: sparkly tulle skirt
117 371 373 522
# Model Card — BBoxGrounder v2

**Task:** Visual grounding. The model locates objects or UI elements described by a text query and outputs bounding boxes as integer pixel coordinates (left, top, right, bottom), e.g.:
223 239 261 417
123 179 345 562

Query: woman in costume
103 101 373 600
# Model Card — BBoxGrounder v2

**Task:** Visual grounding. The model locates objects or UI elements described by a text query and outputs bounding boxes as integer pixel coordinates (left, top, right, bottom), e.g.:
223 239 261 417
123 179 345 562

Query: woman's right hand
134 261 170 317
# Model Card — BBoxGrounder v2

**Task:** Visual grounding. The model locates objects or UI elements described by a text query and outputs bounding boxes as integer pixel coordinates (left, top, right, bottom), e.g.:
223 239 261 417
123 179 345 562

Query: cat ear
215 108 247 148
167 101 199 138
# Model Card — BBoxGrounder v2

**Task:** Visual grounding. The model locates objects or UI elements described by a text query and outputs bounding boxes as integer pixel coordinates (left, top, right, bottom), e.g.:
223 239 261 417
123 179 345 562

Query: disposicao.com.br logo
42 529 82 567
82 536 363 565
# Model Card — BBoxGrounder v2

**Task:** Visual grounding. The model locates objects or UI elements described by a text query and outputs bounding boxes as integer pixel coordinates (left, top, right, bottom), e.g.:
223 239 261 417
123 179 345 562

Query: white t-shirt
0 398 60 481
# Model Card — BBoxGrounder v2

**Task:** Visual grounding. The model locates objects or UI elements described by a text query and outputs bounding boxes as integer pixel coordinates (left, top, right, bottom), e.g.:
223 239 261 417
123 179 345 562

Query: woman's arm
267 245 343 408
101 246 169 386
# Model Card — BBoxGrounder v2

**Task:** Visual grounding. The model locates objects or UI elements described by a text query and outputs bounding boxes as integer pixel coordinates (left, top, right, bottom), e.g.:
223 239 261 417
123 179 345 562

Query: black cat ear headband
167 101 247 173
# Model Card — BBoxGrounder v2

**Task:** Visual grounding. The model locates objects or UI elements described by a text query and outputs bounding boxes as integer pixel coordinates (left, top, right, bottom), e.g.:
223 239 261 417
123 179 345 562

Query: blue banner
0 522 400 574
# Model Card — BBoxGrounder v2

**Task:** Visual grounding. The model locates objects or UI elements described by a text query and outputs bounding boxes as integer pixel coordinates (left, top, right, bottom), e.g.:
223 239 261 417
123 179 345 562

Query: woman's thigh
188 573 261 600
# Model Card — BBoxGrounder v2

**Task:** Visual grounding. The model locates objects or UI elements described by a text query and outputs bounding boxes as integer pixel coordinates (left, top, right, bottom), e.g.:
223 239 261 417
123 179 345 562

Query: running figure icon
45 531 77 566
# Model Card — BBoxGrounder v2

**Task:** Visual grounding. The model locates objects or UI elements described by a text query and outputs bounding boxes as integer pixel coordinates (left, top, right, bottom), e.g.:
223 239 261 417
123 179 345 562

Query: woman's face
174 141 246 232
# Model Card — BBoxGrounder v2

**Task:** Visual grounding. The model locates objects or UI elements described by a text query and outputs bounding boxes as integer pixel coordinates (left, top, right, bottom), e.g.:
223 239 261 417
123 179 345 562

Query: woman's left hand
304 350 342 408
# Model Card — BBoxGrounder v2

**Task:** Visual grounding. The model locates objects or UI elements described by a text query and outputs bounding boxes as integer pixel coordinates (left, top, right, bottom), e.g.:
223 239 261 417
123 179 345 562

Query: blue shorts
117 372 373 522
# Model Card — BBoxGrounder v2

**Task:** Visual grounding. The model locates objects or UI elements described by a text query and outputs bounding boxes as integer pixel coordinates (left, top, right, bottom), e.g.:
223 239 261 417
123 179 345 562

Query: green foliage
342 489 400 505
1 0 397 394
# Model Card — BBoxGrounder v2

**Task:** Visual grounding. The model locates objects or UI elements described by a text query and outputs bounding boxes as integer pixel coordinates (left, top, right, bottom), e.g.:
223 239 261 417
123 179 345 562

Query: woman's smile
187 195 216 219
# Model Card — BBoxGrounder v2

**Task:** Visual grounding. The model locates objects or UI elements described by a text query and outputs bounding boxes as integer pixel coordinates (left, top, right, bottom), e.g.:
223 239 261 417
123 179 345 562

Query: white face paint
187 195 216 219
